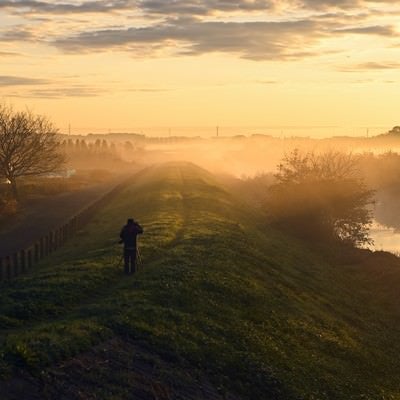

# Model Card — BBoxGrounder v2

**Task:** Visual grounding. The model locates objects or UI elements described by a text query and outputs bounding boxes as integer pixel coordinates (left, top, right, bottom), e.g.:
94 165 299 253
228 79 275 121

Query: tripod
137 246 143 269
115 244 143 272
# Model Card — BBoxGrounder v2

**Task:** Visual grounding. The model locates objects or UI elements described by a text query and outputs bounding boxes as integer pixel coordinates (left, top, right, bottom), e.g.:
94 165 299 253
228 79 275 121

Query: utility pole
68 123 71 135
216 126 219 137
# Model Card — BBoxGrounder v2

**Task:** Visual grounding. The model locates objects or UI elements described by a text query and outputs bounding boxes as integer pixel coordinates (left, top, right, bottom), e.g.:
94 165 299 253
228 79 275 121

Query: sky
1 0 400 137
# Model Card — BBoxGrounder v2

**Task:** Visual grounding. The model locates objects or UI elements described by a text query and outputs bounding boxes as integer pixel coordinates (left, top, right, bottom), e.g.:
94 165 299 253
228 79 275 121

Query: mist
62 130 400 176
4 127 400 256
140 131 400 254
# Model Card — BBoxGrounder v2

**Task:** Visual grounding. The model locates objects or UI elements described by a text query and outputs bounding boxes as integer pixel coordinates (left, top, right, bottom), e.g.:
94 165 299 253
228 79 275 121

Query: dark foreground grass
1 162 400 399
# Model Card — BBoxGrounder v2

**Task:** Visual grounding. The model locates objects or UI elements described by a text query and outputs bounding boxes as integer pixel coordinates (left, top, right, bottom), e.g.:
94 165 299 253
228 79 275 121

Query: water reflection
369 222 400 255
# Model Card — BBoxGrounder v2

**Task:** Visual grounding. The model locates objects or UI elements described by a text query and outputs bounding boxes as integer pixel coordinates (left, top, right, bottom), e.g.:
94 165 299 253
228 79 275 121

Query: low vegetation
1 163 400 399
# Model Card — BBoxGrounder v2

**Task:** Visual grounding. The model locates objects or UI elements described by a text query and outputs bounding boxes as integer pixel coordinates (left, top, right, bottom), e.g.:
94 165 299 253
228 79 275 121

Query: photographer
119 218 143 275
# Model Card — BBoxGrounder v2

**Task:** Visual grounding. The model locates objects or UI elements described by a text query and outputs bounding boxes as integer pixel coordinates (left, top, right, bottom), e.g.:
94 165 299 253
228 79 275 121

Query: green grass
1 162 400 399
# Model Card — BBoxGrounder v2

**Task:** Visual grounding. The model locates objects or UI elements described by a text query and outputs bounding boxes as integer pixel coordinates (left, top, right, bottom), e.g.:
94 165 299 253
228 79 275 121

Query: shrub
266 150 375 246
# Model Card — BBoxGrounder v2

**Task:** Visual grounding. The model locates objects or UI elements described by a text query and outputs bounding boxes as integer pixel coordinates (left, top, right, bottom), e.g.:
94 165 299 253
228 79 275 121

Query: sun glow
1 0 399 136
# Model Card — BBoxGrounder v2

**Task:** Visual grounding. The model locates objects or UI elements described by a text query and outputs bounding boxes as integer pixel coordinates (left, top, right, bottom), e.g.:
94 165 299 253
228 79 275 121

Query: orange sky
1 0 400 137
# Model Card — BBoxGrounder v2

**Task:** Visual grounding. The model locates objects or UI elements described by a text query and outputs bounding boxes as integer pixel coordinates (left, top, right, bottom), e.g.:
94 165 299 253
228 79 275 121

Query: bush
266 150 375 246
0 198 18 217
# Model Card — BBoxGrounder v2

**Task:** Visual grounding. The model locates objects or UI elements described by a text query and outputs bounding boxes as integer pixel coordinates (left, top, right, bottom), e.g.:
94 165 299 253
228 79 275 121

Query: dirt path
0 179 125 257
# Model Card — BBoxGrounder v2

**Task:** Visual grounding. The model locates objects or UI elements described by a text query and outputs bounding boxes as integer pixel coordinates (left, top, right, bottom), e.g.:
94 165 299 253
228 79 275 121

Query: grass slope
1 162 400 399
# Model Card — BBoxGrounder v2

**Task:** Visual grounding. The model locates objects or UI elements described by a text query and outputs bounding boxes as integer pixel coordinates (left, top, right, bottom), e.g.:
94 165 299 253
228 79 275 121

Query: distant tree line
357 151 400 189
61 138 117 156
60 138 142 163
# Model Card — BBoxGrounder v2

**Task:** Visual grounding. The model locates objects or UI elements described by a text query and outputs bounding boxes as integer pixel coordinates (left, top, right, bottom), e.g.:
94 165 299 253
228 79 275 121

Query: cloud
338 61 400 72
0 27 36 42
54 18 329 60
1 0 399 62
0 0 399 18
44 0 397 61
126 88 170 92
30 87 104 98
0 0 137 14
3 82 169 98
256 79 279 84
299 0 400 10
0 51 22 57
299 0 361 9
7 86 105 98
0 75 50 86
0 0 398 16
0 75 105 98
334 25 397 36
357 62 400 69
0 0 276 16
53 13 399 61
140 0 274 16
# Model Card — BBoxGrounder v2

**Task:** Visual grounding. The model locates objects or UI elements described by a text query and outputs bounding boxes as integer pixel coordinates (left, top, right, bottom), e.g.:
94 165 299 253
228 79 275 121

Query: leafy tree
0 104 65 201
266 149 375 246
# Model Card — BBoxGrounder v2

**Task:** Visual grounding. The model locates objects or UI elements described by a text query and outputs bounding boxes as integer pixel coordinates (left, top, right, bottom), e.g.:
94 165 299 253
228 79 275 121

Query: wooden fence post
64 225 68 242
5 256 12 279
12 253 19 277
0 177 129 281
56 227 61 247
69 219 74 235
54 229 58 249
20 249 26 273
39 237 44 259
27 248 33 269
44 235 49 257
59 227 63 246
49 231 53 254
34 242 39 263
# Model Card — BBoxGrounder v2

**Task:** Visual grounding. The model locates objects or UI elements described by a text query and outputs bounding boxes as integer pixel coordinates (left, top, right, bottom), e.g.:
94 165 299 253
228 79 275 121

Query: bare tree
0 104 65 201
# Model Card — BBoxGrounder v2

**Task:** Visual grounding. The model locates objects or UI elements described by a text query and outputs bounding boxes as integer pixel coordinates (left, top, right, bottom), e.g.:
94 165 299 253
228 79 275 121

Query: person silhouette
119 218 143 274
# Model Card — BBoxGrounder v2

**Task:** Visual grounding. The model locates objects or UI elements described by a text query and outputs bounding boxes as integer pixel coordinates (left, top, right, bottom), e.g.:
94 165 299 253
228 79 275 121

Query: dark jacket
120 222 143 250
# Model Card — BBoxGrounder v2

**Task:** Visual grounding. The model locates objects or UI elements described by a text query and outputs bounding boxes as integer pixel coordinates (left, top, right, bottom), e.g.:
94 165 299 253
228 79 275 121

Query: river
369 222 400 255
369 190 400 256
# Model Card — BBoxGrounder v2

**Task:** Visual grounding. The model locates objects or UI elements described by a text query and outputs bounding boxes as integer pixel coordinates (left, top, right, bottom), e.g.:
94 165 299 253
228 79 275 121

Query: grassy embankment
1 162 400 399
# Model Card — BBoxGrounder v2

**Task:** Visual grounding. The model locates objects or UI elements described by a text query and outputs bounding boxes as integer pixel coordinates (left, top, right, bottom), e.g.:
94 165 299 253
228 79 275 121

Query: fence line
0 177 131 282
